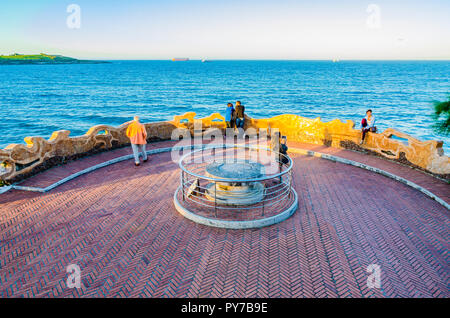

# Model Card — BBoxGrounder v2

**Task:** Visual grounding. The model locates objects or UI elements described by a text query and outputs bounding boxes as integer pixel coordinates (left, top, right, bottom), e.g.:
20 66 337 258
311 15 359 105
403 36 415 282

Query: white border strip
2 145 448 211
0 185 12 194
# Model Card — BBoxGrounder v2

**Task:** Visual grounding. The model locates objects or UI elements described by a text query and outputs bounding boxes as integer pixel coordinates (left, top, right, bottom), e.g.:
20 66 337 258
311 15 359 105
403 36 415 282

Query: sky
0 0 449 60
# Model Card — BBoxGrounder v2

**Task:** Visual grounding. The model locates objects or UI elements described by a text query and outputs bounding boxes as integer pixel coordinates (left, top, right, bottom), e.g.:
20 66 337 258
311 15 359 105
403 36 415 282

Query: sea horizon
11 58 448 61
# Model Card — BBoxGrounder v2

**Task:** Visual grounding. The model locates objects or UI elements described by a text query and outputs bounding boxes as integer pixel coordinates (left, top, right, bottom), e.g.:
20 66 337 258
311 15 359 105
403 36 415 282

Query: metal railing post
214 181 217 217
262 195 265 216
288 170 292 199
181 170 186 201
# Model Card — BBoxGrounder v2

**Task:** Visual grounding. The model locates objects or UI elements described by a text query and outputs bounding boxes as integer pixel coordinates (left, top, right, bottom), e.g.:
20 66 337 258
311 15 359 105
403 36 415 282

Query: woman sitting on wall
360 109 377 145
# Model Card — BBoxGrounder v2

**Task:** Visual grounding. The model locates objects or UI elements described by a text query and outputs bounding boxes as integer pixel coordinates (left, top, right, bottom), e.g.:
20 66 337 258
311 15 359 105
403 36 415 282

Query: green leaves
432 96 450 136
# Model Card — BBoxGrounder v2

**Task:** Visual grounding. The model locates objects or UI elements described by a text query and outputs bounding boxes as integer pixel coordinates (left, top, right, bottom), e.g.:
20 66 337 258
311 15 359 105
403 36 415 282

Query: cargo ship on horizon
172 57 189 61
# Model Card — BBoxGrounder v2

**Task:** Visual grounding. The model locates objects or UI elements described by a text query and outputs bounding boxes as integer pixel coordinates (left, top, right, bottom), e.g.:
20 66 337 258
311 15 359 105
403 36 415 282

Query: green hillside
0 53 108 64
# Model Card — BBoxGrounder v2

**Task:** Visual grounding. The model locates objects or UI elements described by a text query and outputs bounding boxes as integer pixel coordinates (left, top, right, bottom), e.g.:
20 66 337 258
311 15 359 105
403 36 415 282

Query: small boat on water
201 59 211 63
172 58 189 61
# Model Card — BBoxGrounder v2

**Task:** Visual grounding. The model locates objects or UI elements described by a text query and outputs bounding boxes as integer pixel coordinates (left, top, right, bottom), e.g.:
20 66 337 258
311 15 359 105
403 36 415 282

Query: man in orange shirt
126 116 148 166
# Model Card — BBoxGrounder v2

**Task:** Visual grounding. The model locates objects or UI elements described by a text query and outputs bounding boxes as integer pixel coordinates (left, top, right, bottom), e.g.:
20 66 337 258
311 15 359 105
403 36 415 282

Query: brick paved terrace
0 139 448 298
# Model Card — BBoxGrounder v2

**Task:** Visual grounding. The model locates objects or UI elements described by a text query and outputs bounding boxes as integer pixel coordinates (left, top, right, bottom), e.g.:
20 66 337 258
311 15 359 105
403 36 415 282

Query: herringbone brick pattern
0 147 448 298
289 141 450 205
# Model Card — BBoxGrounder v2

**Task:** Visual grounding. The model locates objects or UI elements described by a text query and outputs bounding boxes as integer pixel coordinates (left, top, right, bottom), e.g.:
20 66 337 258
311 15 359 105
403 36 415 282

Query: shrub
432 96 450 136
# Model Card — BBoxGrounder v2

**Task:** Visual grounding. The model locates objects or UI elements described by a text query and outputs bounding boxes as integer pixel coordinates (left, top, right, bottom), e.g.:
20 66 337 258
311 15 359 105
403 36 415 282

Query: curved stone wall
1 112 449 183
246 114 449 178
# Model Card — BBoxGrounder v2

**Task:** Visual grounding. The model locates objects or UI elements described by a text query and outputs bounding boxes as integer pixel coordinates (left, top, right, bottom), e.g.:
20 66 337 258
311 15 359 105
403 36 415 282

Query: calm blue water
0 60 449 153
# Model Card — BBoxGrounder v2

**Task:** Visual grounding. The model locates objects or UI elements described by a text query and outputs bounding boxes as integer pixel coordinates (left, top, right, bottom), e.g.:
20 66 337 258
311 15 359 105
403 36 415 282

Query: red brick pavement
289 141 450 205
0 142 448 297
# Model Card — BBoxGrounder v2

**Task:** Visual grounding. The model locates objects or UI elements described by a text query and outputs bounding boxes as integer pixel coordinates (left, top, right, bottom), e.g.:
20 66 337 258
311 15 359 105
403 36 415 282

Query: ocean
1 60 449 153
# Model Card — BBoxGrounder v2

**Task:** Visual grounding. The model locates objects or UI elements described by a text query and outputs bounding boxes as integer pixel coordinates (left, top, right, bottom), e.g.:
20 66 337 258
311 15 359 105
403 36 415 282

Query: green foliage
432 96 450 136
0 53 106 65
0 53 55 60
0 53 78 64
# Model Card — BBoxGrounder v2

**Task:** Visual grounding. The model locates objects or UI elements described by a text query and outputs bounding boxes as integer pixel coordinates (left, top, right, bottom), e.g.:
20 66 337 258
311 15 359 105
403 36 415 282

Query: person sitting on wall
126 116 148 166
360 109 377 145
235 101 245 129
225 102 235 129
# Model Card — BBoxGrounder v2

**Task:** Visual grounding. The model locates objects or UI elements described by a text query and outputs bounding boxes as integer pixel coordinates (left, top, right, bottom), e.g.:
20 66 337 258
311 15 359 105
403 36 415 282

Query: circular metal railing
173 144 298 229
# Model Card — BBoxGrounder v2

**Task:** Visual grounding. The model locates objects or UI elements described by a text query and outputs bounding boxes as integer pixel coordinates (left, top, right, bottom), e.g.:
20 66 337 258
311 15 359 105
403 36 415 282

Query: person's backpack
361 118 368 128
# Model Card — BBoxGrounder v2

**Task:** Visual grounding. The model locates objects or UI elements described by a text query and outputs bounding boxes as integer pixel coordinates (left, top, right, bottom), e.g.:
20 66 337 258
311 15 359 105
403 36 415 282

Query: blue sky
1 0 449 59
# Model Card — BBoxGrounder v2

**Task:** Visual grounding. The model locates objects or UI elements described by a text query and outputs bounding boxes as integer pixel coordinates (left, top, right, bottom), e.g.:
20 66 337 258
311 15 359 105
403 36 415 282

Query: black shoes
135 159 147 166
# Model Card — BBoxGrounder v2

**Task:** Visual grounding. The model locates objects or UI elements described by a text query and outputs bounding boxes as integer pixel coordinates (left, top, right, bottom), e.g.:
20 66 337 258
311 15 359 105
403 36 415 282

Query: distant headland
0 53 109 65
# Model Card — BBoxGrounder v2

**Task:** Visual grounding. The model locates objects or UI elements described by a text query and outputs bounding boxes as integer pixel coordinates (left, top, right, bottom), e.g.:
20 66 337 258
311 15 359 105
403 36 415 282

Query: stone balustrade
1 112 448 183
247 114 449 178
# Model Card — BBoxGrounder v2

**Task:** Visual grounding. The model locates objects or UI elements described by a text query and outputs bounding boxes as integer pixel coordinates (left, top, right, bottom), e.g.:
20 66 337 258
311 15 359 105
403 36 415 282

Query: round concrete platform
203 181 266 206
205 160 265 180
174 185 298 229
203 160 267 206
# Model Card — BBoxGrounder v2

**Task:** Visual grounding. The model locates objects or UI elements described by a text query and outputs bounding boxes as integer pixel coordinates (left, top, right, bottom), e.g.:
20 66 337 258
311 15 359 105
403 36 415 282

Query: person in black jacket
279 136 289 164
235 101 245 129
271 132 289 171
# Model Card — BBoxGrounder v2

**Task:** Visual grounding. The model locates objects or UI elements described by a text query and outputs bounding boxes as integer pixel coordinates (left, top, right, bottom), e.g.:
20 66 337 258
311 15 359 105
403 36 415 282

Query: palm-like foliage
432 96 450 136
